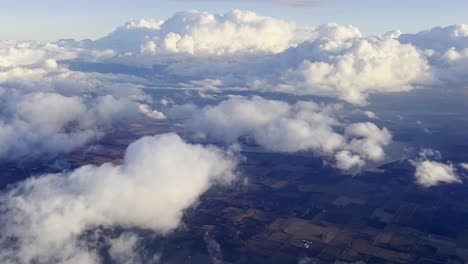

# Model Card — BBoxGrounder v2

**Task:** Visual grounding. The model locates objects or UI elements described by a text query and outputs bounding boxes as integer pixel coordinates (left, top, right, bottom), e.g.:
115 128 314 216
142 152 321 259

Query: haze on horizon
2 0 468 40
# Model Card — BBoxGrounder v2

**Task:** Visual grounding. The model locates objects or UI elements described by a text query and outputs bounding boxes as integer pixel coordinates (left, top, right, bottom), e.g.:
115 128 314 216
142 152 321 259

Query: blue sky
2 0 467 40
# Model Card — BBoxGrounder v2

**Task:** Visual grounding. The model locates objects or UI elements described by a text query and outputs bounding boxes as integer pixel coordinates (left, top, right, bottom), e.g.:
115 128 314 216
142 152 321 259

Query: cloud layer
88 13 437 105
5 11 467 107
0 133 238 263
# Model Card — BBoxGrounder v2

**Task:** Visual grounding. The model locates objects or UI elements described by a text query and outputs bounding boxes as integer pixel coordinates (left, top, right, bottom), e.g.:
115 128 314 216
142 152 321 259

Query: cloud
399 24 468 52
0 40 77 68
92 10 312 55
259 26 431 105
169 96 392 171
460 163 468 171
75 11 446 105
203 232 224 264
0 40 165 162
0 91 162 162
0 133 238 263
42 12 468 106
173 0 333 9
411 150 462 187
95 15 431 105
107 232 161 264
413 160 461 187
399 24 468 87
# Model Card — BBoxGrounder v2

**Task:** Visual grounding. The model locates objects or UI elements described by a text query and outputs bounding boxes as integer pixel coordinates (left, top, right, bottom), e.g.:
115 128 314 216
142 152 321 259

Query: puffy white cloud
0 40 77 68
77 12 438 105
0 91 160 162
266 30 430 105
138 104 166 120
0 133 238 263
399 25 468 87
170 96 392 171
93 10 312 55
124 19 165 30
430 47 468 86
413 160 461 187
335 150 365 171
180 96 291 142
399 24 468 52
176 0 331 9
0 40 167 162
35 12 468 106
102 16 430 105
411 149 462 187
344 122 392 161
363 111 377 119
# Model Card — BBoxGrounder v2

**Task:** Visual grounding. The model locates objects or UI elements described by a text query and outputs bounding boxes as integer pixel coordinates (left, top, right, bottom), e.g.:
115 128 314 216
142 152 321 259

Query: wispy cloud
173 0 334 9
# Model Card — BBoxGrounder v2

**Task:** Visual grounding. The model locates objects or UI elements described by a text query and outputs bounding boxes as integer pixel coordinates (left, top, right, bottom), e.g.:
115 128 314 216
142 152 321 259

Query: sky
1 0 468 40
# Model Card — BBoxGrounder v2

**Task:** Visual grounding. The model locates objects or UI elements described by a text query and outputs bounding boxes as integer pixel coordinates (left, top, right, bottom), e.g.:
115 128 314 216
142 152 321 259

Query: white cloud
98 15 431 105
266 30 430 105
170 96 392 171
335 150 365 171
413 160 461 187
411 149 462 187
0 92 159 162
138 104 166 120
109 233 140 263
460 163 468 171
175 0 332 9
363 111 377 119
399 24 468 52
93 10 312 56
0 133 238 263
0 40 77 68
399 24 468 87
0 40 166 162
344 122 392 161
80 12 448 105
30 12 466 106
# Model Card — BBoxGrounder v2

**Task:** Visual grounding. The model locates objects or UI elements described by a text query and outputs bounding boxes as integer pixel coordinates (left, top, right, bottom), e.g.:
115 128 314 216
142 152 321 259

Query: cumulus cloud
92 9 312 55
399 24 468 87
411 150 462 187
0 133 238 263
0 40 77 68
261 26 430 104
0 40 166 162
170 96 392 171
413 160 461 187
75 11 443 105
35 11 468 106
399 24 468 52
96 14 431 104
175 0 332 9
0 91 162 162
